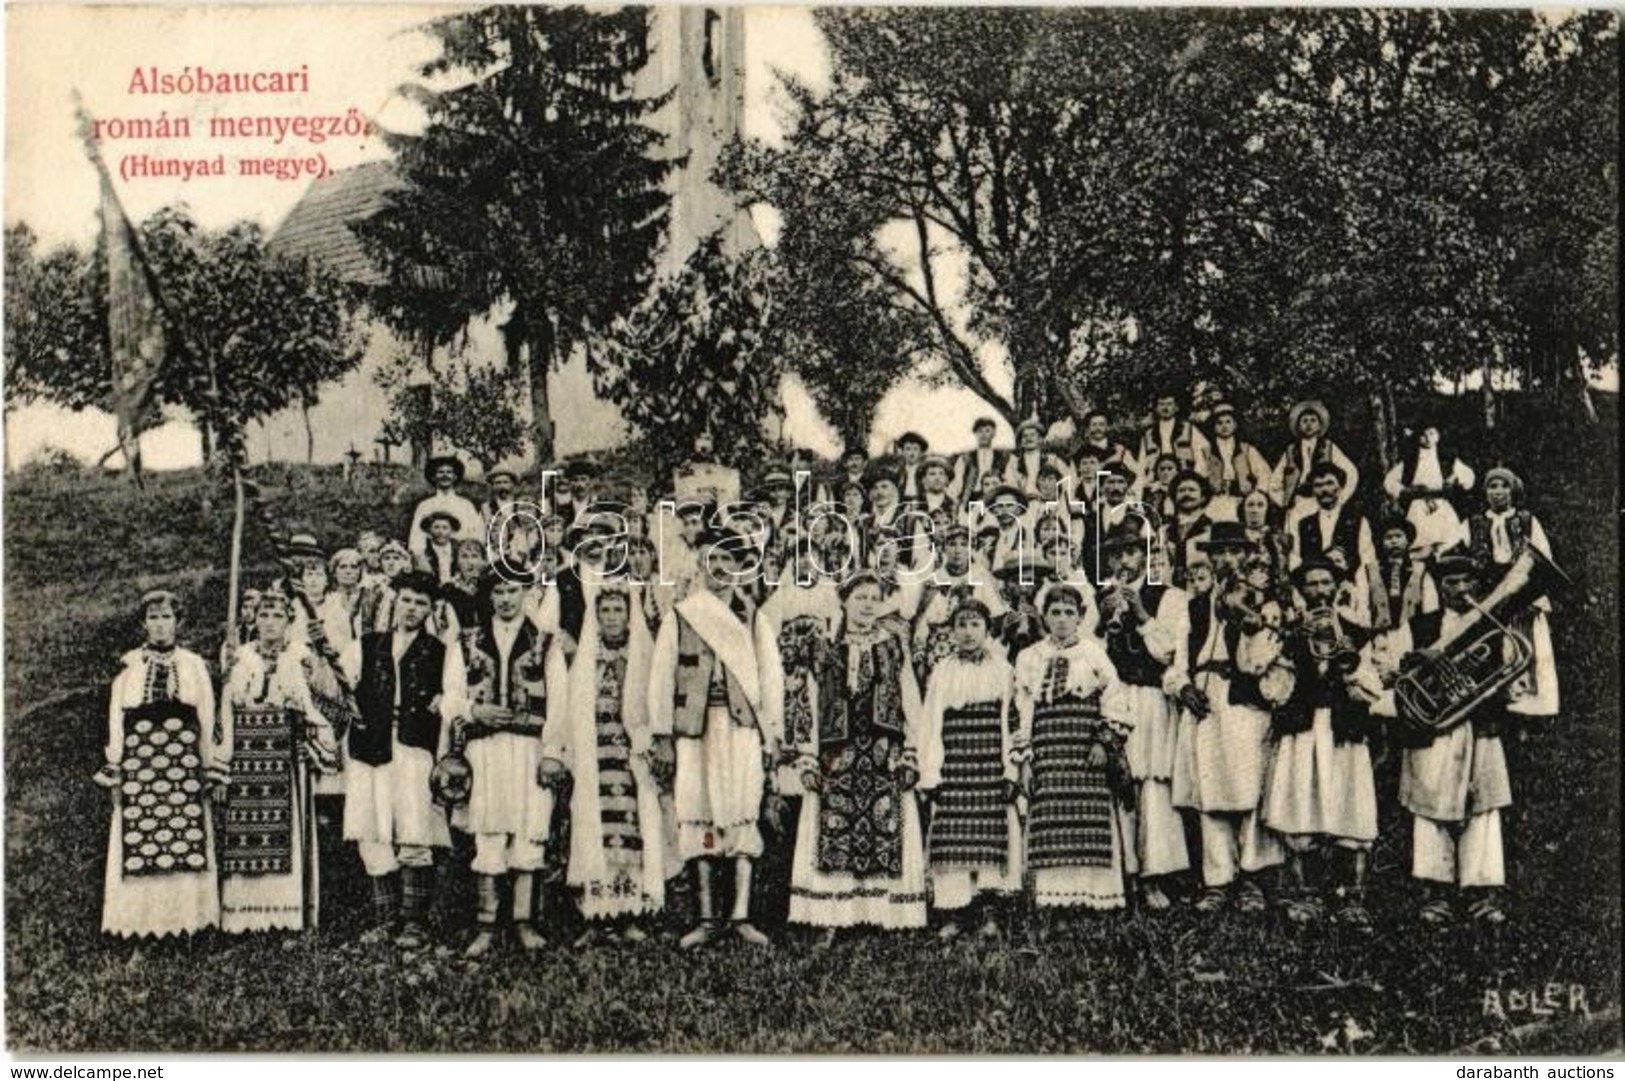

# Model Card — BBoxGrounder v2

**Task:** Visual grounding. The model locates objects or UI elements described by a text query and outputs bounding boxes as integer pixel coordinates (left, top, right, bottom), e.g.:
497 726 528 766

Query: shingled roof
268 160 400 286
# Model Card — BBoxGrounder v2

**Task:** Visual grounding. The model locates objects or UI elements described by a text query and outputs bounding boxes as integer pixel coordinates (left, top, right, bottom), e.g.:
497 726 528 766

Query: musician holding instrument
1167 522 1285 913
1368 552 1516 927
1092 523 1192 910
1458 466 1560 719
1260 558 1384 930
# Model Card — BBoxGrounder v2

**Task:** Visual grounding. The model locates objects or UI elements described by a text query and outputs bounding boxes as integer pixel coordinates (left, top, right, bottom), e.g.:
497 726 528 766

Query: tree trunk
1569 339 1599 425
1480 353 1497 430
301 397 315 465
526 332 555 465
1369 388 1394 478
198 418 214 465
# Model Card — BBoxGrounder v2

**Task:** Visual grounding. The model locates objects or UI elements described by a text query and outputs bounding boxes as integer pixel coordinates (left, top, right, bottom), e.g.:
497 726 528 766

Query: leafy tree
4 209 364 464
357 5 674 463
4 224 113 413
376 349 530 471
592 233 779 482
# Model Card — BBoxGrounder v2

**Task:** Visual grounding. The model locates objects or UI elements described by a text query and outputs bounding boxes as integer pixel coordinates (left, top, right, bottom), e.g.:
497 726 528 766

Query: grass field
3 394 1620 1054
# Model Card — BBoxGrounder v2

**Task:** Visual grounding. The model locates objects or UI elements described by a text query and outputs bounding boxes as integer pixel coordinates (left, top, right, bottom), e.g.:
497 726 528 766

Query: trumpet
1303 604 1360 675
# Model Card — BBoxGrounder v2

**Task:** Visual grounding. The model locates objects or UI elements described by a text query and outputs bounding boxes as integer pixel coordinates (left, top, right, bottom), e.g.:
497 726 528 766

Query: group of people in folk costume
98 392 1562 948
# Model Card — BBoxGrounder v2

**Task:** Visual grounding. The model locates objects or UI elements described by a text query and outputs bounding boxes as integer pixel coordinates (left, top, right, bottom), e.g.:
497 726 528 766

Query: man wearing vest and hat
893 431 930 506
339 570 470 951
1136 393 1212 488
1161 471 1217 591
1167 521 1284 913
1006 419 1068 499
1204 403 1270 521
1094 522 1192 909
1369 552 1516 926
647 530 784 948
953 416 1012 507
1292 461 1379 625
1269 400 1360 530
459 569 566 957
408 455 482 555
416 511 463 584
1262 557 1384 929
1370 516 1439 636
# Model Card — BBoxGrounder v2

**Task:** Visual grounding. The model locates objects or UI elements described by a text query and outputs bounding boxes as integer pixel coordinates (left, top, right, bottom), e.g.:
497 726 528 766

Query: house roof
268 160 400 286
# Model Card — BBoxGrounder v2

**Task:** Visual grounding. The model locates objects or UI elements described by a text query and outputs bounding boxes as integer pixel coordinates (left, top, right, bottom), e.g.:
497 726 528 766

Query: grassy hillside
3 394 1619 1053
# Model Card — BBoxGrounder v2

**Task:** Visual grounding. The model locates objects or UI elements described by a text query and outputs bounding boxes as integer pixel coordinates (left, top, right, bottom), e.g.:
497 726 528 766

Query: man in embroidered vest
1006 419 1068 499
648 528 785 948
894 431 930 507
1262 559 1384 929
1292 462 1379 625
1203 403 1270 522
1136 393 1212 488
1076 410 1139 478
952 417 1011 507
1370 553 1517 927
461 571 565 957
1268 400 1360 530
340 571 469 951
1094 524 1191 909
1161 471 1216 590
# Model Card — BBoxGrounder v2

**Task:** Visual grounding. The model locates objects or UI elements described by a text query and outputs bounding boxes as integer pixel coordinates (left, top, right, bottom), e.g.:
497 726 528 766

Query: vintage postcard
3 2 1620 1057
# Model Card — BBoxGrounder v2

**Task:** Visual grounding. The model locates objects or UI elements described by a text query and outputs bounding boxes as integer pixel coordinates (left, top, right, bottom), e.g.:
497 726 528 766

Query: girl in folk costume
1167 522 1285 913
918 600 1022 940
789 572 929 938
1092 525 1192 910
1384 426 1475 556
1014 585 1137 913
338 571 470 951
1457 467 1560 718
459 572 565 957
1260 559 1384 929
217 587 338 933
542 584 669 942
647 534 784 949
1370 554 1518 925
97 591 221 939
1268 399 1360 530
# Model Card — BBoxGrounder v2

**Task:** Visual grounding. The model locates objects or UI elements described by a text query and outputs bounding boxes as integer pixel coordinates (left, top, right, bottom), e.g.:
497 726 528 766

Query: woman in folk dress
918 599 1023 940
789 572 929 939
1014 585 1137 913
218 587 338 933
543 585 669 941
96 590 221 939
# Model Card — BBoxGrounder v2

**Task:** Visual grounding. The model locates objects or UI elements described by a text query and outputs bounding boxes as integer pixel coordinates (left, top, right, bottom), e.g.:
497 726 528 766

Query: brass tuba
1393 545 1569 739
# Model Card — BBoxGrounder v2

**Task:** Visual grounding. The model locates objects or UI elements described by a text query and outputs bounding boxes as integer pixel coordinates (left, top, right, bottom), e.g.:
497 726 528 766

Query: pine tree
358 5 675 463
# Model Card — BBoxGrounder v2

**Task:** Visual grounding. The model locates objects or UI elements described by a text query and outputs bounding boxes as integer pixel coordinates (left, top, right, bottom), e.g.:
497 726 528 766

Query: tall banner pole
226 462 245 651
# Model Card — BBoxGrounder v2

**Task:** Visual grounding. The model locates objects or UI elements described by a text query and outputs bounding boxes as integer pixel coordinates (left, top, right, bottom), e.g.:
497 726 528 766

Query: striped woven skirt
929 701 1009 873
